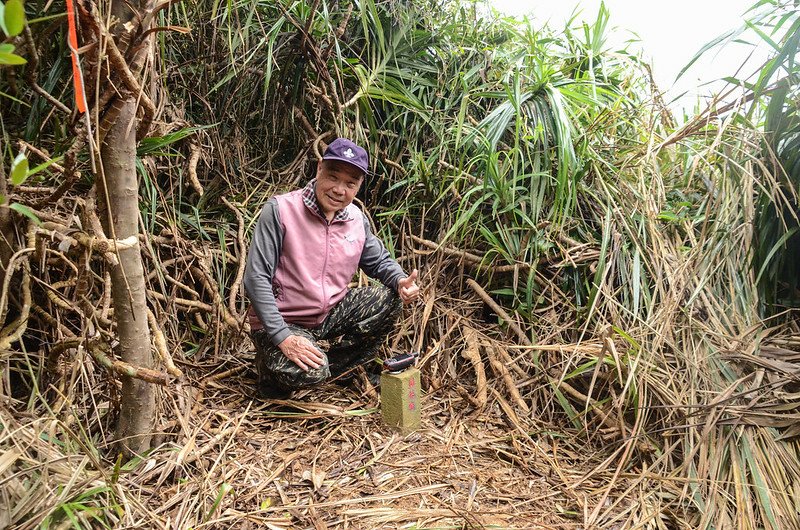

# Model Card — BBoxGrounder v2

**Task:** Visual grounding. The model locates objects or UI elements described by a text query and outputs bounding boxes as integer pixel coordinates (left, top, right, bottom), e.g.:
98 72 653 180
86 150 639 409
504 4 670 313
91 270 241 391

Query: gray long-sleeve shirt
243 197 407 346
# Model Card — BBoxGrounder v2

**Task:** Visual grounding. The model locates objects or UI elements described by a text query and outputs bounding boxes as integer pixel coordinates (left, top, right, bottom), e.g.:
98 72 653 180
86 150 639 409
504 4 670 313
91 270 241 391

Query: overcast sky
489 0 768 113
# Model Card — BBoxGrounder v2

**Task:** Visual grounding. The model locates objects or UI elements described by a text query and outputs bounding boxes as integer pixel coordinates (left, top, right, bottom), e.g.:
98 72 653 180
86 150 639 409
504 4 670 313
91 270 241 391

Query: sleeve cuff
270 327 291 347
392 273 408 292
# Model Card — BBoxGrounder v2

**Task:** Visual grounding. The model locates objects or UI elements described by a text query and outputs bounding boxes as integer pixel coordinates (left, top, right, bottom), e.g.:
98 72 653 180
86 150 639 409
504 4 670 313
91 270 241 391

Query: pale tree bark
99 97 156 455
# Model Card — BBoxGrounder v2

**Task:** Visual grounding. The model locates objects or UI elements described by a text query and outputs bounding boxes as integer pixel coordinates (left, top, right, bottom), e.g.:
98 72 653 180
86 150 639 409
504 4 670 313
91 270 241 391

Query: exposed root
460 326 487 409
485 341 529 413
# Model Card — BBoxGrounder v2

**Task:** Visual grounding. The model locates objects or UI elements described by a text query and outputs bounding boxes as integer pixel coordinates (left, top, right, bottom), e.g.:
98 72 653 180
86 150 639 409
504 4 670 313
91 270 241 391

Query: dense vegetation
1 0 799 527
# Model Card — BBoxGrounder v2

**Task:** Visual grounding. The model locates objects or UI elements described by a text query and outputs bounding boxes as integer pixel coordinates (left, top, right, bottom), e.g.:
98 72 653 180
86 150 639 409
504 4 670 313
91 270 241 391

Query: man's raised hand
398 269 421 304
278 335 325 371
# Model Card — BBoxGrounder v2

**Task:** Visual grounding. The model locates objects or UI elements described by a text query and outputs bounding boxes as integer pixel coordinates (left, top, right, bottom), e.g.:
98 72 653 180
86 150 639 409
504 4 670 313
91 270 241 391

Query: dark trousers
251 286 401 393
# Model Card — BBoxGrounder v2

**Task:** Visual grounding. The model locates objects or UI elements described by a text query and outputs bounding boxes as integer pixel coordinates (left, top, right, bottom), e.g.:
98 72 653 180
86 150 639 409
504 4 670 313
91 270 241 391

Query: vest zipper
320 221 330 313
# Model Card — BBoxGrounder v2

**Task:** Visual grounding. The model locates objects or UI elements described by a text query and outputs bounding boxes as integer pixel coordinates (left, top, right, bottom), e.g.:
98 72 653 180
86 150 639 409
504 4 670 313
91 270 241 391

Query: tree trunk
99 97 155 455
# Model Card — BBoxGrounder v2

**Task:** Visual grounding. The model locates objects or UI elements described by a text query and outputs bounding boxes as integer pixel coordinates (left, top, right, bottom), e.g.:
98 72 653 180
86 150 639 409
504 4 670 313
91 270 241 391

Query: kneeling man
244 138 420 398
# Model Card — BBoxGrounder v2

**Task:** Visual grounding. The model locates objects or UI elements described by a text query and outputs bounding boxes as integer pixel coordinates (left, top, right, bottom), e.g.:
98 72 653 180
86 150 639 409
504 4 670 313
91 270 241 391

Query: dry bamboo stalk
189 265 240 329
411 234 484 264
461 326 487 408
44 282 77 311
412 235 531 273
0 260 32 350
147 290 214 312
466 279 533 346
488 387 525 434
100 271 112 320
33 226 118 266
147 308 183 378
485 344 529 413
455 384 484 409
187 142 204 196
88 341 169 385
507 343 604 353
84 191 108 242
603 334 625 384
556 377 626 437
294 105 322 140
205 364 249 383
17 140 66 172
383 157 406 175
39 222 139 252
149 270 200 298
47 338 82 357
415 279 435 353
494 344 526 379
145 255 195 281
221 197 246 319
181 426 238 466
32 304 76 338
86 24 156 141
191 365 250 413
0 230 35 321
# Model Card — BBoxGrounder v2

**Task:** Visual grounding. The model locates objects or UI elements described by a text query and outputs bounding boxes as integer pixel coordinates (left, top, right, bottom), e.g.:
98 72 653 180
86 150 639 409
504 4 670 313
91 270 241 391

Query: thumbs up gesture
397 269 420 304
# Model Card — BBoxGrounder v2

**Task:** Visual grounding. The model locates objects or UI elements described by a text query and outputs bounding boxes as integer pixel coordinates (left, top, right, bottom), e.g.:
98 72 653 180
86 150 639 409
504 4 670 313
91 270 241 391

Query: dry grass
0 273 691 529
2 338 637 529
3 190 800 528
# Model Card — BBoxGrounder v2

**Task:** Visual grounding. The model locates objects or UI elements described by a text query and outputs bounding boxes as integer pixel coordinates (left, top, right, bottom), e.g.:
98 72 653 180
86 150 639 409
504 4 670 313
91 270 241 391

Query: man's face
315 160 363 219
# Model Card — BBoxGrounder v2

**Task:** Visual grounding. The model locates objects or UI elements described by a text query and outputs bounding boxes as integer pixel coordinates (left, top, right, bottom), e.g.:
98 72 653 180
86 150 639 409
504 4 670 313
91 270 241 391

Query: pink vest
250 190 366 329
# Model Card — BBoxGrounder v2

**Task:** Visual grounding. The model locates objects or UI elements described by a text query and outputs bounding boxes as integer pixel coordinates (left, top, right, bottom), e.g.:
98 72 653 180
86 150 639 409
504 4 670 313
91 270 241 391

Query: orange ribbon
66 0 86 113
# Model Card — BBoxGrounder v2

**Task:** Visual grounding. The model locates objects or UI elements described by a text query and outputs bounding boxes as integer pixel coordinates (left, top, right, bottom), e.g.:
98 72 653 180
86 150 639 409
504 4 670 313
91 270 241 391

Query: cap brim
322 156 368 175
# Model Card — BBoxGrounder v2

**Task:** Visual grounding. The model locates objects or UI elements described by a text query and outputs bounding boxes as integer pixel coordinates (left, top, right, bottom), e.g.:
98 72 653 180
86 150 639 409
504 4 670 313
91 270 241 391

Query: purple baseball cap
322 138 369 175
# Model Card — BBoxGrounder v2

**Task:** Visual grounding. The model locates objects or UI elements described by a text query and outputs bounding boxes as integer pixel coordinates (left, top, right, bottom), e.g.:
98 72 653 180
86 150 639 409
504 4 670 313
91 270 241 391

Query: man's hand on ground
278 335 324 371
398 269 420 304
